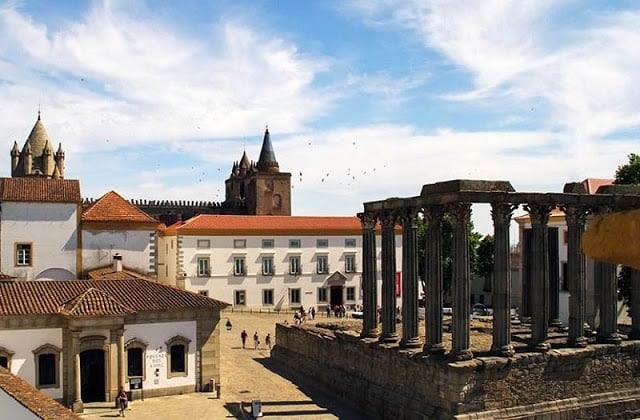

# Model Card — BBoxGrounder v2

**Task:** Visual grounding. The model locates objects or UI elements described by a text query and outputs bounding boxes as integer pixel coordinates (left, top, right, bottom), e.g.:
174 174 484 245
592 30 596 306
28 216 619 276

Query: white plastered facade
173 233 402 311
0 202 78 280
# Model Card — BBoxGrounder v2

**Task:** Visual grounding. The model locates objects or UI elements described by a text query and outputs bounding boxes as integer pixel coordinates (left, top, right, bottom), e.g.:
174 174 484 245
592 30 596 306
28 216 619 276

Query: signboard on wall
395 272 402 297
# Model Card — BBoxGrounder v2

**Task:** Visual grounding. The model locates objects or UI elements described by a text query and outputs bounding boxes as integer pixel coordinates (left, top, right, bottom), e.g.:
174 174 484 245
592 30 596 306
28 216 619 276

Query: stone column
423 205 445 354
71 330 83 413
521 229 532 320
490 203 516 357
548 227 563 327
596 261 621 344
400 207 421 348
358 212 379 339
524 203 552 352
380 210 399 344
448 203 472 361
113 328 126 388
630 269 640 339
564 206 588 347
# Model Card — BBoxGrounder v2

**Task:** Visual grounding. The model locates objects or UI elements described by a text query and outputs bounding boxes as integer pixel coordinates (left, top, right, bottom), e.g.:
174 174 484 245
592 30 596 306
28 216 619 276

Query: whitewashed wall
182 233 402 310
0 202 78 280
0 389 41 420
0 328 63 400
124 321 196 391
82 229 154 274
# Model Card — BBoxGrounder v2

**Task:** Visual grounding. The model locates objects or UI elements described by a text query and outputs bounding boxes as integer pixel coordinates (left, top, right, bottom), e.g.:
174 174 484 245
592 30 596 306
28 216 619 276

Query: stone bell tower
225 127 291 215
11 112 65 179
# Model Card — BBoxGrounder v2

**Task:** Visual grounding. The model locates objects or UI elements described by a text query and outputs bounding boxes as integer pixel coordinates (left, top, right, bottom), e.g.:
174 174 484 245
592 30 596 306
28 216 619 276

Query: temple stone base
273 323 640 419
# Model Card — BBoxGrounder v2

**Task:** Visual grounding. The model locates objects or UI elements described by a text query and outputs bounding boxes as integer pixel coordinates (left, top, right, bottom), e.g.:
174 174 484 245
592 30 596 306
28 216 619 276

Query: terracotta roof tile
60 288 135 317
86 266 149 281
582 178 614 194
0 178 81 202
0 279 229 316
179 215 365 235
82 191 159 224
0 366 82 419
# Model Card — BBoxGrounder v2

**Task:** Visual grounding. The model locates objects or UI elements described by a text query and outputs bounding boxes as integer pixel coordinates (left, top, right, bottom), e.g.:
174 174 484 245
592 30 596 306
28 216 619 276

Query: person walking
253 331 260 349
265 333 272 350
241 329 248 349
117 386 128 417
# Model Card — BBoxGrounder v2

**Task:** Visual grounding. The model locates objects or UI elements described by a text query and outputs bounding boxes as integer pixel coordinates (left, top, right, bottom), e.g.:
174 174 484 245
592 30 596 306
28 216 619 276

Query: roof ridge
60 287 135 316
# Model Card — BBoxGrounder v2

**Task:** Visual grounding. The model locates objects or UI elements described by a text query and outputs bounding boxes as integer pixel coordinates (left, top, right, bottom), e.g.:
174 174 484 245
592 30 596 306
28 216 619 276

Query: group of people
240 329 272 350
293 306 315 325
327 304 347 318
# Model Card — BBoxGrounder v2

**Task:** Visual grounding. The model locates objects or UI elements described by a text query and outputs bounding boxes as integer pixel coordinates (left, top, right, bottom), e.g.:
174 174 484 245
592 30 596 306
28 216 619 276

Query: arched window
165 335 191 378
125 338 148 379
32 344 62 389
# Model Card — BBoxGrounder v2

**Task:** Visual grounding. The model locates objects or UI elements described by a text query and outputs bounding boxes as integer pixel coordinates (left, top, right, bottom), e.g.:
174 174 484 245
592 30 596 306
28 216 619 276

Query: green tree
614 153 640 185
614 153 640 307
417 214 488 304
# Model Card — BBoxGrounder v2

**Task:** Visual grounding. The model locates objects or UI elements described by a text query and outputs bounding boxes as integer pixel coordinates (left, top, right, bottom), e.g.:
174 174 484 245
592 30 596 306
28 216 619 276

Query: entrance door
80 349 105 403
330 286 343 309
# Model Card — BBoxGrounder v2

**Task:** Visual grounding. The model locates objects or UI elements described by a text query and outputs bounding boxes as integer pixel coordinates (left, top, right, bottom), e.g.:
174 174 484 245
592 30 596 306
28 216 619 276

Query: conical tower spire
256 126 279 173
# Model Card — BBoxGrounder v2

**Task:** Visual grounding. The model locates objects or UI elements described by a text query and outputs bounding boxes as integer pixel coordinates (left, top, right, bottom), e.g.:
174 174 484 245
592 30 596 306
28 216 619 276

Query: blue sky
1 0 639 235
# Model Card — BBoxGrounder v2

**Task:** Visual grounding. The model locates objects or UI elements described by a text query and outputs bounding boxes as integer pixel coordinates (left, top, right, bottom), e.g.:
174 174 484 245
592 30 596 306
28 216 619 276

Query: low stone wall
272 323 640 419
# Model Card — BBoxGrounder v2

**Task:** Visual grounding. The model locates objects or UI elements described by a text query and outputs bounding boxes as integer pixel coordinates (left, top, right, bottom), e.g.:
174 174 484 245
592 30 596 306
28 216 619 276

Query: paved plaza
81 311 369 419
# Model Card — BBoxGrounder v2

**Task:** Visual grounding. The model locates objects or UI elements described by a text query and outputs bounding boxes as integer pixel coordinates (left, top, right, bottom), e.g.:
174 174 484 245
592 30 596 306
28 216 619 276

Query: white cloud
345 1 640 141
0 1 335 153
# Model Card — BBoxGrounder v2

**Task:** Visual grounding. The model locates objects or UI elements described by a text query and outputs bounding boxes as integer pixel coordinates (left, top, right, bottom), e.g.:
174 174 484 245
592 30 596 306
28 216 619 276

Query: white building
0 278 228 413
515 178 614 325
0 178 81 281
157 215 403 312
82 191 160 276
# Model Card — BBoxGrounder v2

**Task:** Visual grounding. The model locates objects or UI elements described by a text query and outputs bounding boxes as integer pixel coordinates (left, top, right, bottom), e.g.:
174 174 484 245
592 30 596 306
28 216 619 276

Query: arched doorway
80 349 105 402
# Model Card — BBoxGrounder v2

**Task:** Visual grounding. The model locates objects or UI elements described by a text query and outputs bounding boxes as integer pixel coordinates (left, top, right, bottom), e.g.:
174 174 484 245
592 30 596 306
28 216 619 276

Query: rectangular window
198 290 209 297
317 255 328 274
127 348 143 377
262 239 274 248
38 354 56 386
317 287 328 302
197 239 210 249
234 257 246 276
345 239 356 248
233 239 246 249
234 290 246 305
346 287 356 301
263 289 274 305
16 243 32 266
289 239 301 248
197 258 210 276
345 255 356 273
170 345 185 373
289 256 301 275
262 257 274 275
316 239 328 248
290 288 301 304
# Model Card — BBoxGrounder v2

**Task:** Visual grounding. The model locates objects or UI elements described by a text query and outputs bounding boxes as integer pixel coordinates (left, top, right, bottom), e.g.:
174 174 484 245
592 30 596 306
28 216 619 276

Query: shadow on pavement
252 355 378 420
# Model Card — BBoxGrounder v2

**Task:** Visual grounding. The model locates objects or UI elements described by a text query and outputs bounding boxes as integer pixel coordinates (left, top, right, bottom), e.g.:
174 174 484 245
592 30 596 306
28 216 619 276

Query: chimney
113 254 123 272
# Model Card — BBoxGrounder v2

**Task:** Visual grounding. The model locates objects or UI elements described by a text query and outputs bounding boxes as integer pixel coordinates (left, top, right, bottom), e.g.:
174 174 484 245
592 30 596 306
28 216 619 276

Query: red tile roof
0 279 229 316
178 215 368 235
582 178 614 194
0 178 81 203
60 288 135 317
0 366 82 419
82 191 159 224
86 266 149 281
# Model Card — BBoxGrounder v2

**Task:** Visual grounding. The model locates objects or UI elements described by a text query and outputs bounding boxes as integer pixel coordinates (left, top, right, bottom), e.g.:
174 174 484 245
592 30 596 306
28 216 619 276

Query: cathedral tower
11 112 65 179
224 127 291 215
